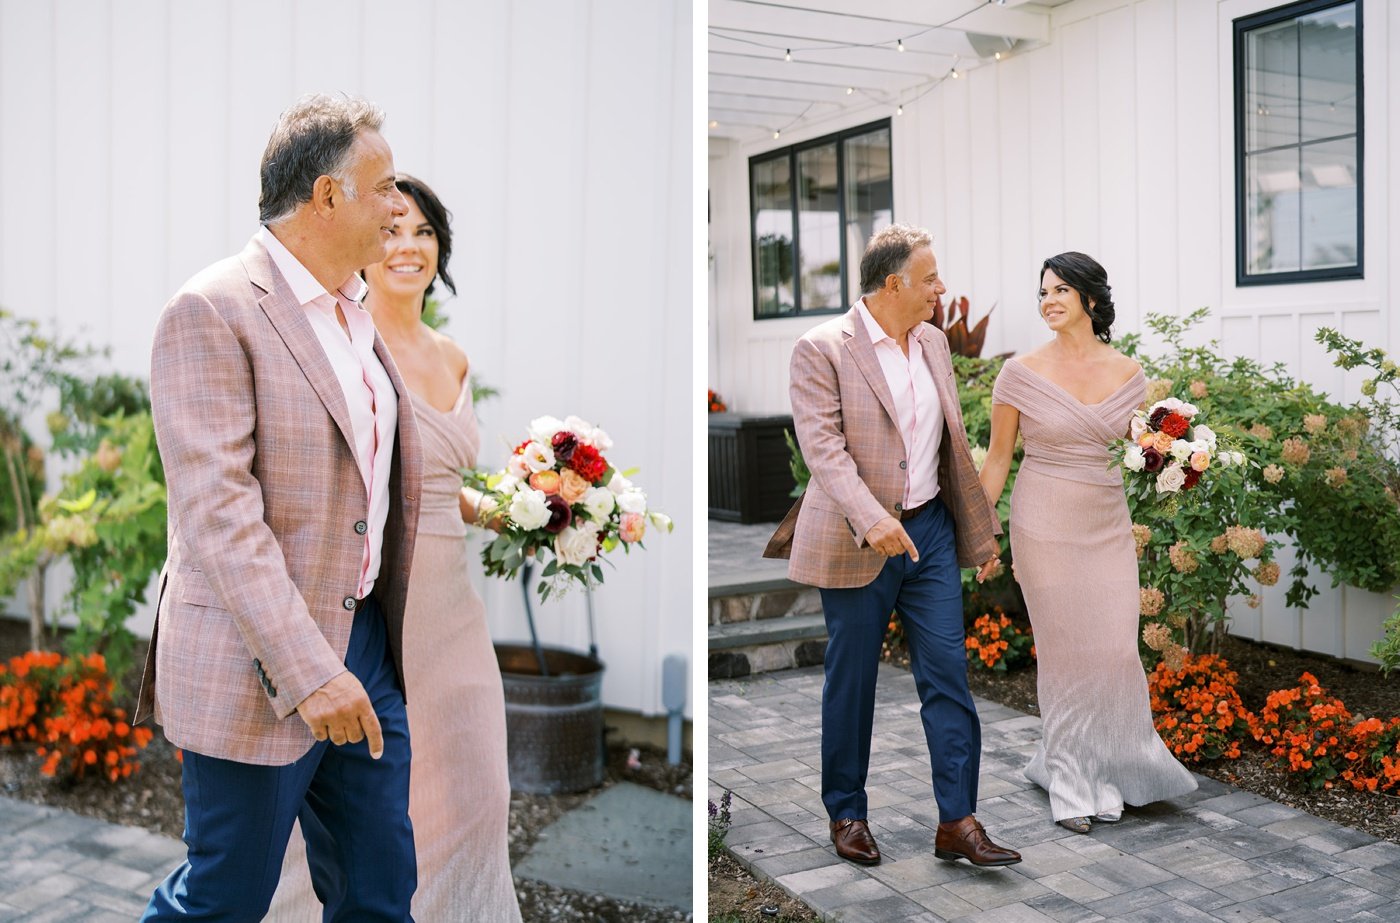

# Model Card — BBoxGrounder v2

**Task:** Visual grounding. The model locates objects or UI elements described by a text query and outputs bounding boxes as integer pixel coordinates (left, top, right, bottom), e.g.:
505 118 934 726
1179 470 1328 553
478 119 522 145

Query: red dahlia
1183 468 1202 489
1160 413 1190 439
569 444 608 482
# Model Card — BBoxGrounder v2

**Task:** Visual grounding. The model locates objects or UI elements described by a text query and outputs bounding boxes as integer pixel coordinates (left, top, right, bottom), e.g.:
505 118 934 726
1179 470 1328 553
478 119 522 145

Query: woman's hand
975 555 1003 584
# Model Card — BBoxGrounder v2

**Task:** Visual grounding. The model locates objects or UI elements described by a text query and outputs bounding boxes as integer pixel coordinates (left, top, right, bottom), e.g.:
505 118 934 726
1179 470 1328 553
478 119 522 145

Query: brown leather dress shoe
829 818 881 865
934 815 1021 866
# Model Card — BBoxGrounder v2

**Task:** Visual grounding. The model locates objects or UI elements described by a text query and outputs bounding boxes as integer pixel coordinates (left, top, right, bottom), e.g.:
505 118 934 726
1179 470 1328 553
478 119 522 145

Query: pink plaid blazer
135 236 422 766
765 307 1000 588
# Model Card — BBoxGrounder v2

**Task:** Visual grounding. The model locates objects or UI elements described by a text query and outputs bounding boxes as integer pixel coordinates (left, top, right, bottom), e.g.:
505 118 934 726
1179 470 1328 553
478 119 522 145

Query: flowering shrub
965 612 1034 672
1147 653 1253 762
0 651 153 783
1342 717 1400 793
707 389 727 413
1250 672 1352 791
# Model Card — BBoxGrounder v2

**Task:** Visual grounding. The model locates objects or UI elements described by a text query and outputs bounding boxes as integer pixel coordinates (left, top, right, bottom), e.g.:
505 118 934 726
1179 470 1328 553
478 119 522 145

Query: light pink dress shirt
257 227 397 598
855 299 944 510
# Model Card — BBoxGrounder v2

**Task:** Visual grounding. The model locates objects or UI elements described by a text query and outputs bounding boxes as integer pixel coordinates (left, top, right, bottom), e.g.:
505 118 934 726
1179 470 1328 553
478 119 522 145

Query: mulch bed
0 619 692 923
707 853 818 923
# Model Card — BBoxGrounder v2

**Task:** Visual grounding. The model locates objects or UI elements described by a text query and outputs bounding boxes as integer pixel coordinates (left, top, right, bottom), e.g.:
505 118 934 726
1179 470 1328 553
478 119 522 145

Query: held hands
976 555 1004 584
296 671 384 759
866 516 919 562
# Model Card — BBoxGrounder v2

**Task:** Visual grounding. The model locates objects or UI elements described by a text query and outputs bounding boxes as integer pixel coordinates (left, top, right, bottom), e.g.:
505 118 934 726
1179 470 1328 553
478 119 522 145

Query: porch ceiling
708 0 1069 145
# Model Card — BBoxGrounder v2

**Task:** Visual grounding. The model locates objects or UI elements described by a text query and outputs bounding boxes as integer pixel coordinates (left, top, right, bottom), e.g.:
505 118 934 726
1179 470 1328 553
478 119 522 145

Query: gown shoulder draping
267 378 522 922
992 358 1196 821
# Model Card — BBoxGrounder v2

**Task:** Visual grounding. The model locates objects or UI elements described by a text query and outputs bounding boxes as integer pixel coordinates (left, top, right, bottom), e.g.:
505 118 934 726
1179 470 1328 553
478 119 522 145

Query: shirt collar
855 299 925 346
257 225 368 307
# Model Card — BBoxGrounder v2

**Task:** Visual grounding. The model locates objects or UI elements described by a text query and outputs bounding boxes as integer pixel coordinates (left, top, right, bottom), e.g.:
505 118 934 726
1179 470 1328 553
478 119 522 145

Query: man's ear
886 273 901 293
311 175 338 219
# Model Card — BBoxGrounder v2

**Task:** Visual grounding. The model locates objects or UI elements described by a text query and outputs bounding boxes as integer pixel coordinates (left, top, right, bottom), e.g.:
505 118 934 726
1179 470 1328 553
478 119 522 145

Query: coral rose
528 470 561 495
1153 431 1176 454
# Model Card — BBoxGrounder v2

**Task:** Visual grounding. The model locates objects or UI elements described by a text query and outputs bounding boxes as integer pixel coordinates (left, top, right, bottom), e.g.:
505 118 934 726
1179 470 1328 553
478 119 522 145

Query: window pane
1299 4 1356 143
796 143 842 311
752 156 795 317
843 128 893 304
1246 147 1302 274
1245 19 1298 152
1301 139 1357 270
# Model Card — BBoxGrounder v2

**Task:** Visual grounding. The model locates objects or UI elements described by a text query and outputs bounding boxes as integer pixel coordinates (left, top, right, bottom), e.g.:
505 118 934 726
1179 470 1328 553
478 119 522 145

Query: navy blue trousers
819 497 980 824
142 596 416 922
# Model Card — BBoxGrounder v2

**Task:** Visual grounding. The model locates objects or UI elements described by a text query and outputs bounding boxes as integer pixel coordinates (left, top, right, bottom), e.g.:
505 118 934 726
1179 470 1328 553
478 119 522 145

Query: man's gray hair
258 94 385 224
859 224 933 295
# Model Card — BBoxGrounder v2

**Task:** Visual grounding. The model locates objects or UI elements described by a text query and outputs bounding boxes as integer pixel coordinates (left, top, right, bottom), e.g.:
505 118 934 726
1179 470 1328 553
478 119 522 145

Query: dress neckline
1007 357 1143 408
409 374 471 417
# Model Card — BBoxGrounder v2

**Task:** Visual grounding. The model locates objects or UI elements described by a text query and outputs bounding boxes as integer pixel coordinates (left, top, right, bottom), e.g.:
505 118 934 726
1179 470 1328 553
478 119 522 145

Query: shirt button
899 461 907 470
343 596 358 611
354 520 368 535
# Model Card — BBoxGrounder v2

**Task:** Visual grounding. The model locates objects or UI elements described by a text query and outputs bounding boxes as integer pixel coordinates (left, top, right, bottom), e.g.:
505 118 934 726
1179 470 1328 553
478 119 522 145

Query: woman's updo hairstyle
1041 251 1114 344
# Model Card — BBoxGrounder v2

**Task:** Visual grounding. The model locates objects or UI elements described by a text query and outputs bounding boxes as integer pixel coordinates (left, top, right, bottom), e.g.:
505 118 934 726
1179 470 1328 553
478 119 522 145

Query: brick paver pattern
711 664 1400 923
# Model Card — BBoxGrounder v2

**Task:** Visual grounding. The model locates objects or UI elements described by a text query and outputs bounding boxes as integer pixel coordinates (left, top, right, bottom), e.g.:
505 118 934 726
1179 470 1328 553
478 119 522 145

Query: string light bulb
708 120 718 129
951 67 960 79
846 86 854 95
773 129 781 140
784 48 791 61
897 38 905 52
896 104 903 116
994 51 1002 60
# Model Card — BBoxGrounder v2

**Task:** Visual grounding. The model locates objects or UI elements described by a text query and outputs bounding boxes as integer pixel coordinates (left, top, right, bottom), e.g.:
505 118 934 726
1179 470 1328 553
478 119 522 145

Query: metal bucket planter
495 643 606 795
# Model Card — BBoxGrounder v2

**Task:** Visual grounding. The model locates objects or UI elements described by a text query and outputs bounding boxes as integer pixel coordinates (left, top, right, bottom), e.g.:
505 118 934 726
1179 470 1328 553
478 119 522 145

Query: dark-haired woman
269 176 522 920
977 252 1195 834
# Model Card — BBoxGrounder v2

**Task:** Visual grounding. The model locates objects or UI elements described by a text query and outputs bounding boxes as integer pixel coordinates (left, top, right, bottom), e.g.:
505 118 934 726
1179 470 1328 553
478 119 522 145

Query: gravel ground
0 620 693 922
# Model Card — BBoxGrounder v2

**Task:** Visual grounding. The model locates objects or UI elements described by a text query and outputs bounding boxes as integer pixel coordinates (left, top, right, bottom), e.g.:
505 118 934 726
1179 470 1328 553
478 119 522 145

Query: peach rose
619 512 647 543
1152 431 1176 454
1137 433 1157 450
1189 452 1210 473
559 468 591 505
528 470 561 495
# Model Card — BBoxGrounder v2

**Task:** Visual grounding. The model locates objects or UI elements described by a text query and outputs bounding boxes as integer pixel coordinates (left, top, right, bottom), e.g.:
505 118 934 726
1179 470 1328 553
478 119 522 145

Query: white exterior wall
0 0 693 717
708 0 1395 662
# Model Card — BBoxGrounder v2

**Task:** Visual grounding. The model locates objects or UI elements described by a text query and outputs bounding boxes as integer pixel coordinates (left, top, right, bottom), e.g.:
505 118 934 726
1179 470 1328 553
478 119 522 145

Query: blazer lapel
241 238 357 454
841 307 901 431
920 328 961 427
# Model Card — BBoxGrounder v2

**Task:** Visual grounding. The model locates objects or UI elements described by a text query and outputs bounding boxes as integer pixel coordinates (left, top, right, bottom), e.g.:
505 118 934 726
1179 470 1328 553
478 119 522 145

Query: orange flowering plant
1147 653 1253 762
1249 672 1352 791
965 612 1034 672
0 650 153 783
1342 716 1400 793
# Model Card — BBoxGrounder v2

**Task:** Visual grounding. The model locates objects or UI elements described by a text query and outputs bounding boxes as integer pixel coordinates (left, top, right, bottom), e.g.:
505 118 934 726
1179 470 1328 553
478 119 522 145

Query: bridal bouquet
465 415 672 598
1111 397 1248 503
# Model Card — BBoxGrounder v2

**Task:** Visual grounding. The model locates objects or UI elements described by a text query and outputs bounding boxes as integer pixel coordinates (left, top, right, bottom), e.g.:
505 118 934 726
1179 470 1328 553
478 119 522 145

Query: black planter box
708 413 798 523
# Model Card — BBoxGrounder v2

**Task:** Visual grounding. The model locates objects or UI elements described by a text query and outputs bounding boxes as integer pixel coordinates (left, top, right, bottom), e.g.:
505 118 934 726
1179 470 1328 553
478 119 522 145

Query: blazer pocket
178 571 224 609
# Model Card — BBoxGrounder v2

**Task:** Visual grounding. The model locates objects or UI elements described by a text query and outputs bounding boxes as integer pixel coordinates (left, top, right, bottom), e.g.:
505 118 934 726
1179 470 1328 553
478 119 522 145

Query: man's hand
976 555 1003 584
865 517 919 562
296 672 384 759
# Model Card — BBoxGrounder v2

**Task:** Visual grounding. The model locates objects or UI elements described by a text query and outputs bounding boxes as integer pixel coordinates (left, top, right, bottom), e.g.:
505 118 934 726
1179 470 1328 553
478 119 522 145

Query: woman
977 252 1196 833
269 176 522 920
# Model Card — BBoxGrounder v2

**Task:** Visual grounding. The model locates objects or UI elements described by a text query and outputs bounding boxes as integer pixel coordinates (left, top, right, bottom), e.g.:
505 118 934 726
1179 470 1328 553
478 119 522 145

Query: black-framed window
750 120 892 318
1235 0 1362 286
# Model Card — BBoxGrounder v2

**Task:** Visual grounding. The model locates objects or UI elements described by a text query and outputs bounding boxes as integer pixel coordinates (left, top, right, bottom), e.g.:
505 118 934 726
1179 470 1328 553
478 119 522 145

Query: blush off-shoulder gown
991 358 1196 822
268 379 522 922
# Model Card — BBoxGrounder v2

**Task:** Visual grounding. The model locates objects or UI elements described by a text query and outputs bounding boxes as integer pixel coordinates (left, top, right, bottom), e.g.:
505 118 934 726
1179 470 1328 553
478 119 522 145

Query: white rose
648 511 674 533
1192 424 1217 449
1169 439 1192 462
521 441 556 473
1129 414 1149 441
555 522 601 567
1150 398 1182 416
528 416 567 444
1179 402 1200 419
1214 451 1232 469
617 488 648 514
607 472 633 495
564 415 613 452
1156 463 1187 494
1188 439 1211 456
580 486 616 522
1123 445 1146 472
508 488 551 530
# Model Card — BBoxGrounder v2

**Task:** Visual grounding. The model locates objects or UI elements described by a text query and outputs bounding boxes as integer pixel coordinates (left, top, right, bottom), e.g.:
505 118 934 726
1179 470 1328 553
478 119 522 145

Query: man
137 94 422 921
765 225 1019 868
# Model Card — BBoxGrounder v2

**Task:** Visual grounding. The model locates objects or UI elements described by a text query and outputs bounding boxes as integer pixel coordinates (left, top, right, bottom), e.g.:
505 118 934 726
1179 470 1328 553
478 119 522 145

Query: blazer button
354 520 368 535
894 502 903 512
899 461 907 470
343 596 358 611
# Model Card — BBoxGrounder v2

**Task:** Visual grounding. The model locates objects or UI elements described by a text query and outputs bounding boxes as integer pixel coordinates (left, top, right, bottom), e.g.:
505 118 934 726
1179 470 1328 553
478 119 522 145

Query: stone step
708 613 828 679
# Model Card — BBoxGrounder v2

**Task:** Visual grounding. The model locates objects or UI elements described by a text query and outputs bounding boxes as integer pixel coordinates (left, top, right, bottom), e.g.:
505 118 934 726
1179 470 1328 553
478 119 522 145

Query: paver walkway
711 665 1400 923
